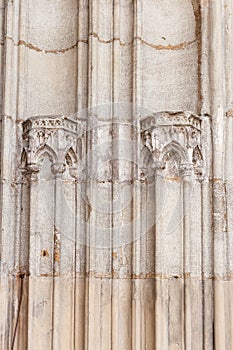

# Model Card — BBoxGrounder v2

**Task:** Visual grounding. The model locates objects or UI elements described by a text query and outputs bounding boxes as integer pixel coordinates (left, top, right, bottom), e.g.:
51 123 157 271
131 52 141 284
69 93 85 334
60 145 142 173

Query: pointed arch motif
141 145 153 169
192 145 204 179
64 147 78 179
161 140 187 164
21 148 28 168
65 147 78 168
21 115 83 180
140 112 204 180
192 145 203 164
34 144 58 165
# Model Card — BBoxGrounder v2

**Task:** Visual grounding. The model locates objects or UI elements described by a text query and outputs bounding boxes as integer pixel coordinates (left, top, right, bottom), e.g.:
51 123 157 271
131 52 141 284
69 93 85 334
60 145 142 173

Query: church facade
0 1 232 349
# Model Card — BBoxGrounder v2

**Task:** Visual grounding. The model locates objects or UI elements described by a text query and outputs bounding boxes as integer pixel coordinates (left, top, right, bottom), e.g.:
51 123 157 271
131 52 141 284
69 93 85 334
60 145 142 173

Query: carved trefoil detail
140 112 204 180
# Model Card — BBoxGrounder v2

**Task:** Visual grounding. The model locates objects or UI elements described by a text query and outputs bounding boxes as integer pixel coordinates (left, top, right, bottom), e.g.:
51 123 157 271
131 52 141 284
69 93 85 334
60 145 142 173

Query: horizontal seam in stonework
87 275 217 280
17 276 232 281
2 178 227 185
4 270 233 280
25 274 221 280
9 179 159 185
5 275 233 283
5 32 197 54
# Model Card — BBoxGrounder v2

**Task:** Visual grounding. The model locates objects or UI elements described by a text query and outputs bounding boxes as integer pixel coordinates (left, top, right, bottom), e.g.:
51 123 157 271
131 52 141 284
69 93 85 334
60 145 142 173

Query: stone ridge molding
140 111 204 180
22 115 79 134
21 115 83 178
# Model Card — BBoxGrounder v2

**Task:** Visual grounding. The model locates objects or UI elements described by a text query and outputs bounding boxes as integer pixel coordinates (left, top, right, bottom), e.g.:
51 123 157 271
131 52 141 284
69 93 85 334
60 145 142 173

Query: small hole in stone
41 250 49 257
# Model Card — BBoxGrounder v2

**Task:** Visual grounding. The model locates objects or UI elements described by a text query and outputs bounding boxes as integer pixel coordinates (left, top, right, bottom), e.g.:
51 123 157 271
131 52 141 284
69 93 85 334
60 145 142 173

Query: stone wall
0 1 232 349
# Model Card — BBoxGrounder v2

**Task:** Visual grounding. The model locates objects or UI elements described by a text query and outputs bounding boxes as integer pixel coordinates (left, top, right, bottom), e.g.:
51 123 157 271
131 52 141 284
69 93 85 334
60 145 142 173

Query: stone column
179 163 194 350
141 112 204 349
27 161 55 350
52 162 77 350
0 2 26 347
2 1 233 348
208 2 227 348
200 115 214 349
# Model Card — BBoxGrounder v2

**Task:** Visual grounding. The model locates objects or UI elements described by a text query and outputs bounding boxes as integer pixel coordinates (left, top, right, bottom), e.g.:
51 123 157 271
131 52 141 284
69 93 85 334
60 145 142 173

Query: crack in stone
138 36 197 50
91 31 197 50
5 35 80 54
5 32 197 54
191 0 202 111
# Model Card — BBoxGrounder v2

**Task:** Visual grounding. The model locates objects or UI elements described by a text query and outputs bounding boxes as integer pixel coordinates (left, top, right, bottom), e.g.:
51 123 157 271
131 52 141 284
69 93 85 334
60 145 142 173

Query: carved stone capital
194 166 205 182
21 115 82 177
140 111 204 180
26 163 41 181
69 167 78 179
26 163 41 173
179 163 194 178
51 163 66 177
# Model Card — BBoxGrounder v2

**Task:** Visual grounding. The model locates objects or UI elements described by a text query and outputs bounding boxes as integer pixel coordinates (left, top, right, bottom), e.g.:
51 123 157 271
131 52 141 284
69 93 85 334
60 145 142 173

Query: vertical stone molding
18 116 84 349
141 111 205 348
1 0 233 348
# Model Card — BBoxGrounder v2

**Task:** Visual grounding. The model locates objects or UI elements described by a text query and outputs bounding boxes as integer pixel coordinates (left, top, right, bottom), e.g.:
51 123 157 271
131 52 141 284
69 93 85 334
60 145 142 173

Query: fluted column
200 114 214 350
0 2 29 349
224 2 233 348
208 2 226 348
180 163 194 350
3 1 233 349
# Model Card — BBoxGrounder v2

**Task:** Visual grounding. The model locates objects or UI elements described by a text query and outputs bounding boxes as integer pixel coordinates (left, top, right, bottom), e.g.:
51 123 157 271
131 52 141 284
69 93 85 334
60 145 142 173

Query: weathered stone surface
0 0 232 349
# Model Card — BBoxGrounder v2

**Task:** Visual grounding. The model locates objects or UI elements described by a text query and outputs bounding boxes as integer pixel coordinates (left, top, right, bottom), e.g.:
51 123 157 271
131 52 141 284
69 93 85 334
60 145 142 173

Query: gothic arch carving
192 145 204 178
65 147 78 167
140 111 204 180
18 115 84 280
21 148 28 168
35 144 58 165
140 144 152 169
161 141 187 164
64 147 78 179
21 116 82 176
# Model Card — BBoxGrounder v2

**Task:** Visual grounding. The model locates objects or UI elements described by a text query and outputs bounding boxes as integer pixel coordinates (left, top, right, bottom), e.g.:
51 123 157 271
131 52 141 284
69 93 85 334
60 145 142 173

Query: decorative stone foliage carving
140 112 204 180
21 116 82 178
